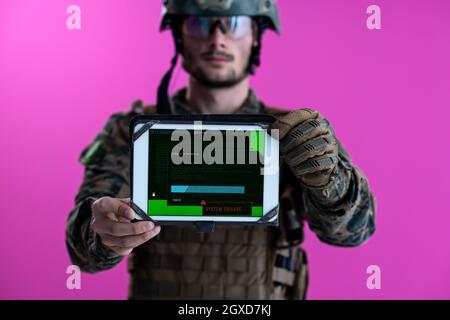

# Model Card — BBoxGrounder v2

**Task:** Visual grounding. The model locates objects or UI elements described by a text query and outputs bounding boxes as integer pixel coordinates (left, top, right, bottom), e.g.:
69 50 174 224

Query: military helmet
160 0 281 34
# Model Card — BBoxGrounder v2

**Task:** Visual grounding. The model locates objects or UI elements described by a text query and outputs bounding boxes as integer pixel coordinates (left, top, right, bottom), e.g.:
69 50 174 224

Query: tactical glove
271 108 341 188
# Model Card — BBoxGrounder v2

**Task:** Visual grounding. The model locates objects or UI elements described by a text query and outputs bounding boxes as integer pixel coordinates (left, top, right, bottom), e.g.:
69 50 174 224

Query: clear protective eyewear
181 16 253 40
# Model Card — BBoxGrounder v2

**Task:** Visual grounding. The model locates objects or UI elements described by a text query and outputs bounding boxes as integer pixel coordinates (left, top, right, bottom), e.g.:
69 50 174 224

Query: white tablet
130 114 279 228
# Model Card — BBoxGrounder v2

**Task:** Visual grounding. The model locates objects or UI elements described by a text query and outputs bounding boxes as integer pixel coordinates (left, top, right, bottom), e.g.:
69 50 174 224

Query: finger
117 216 132 223
105 200 132 222
271 108 319 140
105 211 126 222
92 197 135 220
92 219 155 237
118 198 131 204
115 201 133 223
280 117 330 154
100 226 161 249
300 167 336 187
290 153 339 177
284 134 337 168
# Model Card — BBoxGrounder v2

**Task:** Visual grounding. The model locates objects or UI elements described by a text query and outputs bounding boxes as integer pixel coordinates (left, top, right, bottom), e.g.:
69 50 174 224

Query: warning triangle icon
200 200 206 206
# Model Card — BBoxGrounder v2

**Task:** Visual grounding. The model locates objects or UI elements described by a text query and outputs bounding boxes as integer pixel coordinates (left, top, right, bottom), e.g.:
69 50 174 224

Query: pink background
1 0 449 300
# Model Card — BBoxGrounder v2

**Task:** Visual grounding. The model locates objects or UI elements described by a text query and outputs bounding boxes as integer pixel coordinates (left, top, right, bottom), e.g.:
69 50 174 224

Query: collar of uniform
171 87 264 115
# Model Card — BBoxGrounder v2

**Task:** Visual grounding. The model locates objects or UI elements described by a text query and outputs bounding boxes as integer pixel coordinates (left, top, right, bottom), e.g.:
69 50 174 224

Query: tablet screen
148 127 265 218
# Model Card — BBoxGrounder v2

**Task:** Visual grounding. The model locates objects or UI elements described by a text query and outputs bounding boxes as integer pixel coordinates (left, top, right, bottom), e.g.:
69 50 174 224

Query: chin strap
156 52 178 115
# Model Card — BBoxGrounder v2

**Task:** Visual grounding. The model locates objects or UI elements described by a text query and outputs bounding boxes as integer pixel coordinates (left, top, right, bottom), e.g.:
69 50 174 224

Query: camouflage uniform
66 87 376 299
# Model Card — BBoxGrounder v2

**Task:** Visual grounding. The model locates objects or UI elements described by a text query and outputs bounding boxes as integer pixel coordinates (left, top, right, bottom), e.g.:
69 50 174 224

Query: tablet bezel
130 114 279 227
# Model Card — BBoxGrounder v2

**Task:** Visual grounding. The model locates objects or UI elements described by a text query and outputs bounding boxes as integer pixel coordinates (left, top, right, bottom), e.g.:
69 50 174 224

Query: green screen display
147 129 264 217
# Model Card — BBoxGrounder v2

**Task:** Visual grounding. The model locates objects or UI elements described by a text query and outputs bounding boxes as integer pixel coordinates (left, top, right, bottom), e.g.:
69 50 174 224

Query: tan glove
271 108 340 188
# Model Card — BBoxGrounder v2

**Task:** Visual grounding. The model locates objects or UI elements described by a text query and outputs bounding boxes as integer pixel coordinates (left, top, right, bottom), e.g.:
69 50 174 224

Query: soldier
66 0 376 299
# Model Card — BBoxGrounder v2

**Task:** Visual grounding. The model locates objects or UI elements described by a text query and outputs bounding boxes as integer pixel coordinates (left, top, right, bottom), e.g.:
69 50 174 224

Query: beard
182 51 250 89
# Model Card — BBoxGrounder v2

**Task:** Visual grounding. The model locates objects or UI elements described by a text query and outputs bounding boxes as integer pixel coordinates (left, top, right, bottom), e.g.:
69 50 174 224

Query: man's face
180 16 257 88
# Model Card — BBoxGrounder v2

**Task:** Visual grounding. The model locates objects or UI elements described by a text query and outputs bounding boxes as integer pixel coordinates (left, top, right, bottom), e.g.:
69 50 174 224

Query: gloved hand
270 108 340 188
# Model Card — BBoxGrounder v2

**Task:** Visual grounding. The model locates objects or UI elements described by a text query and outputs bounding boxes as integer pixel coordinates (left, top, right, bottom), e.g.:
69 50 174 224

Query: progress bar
171 185 245 194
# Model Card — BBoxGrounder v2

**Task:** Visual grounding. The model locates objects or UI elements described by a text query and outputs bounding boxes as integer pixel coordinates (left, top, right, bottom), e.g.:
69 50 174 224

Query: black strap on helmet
156 52 178 115
157 22 185 115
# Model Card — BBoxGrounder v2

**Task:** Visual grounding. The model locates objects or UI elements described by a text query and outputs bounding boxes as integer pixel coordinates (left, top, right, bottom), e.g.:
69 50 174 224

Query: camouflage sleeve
66 112 131 273
300 140 376 247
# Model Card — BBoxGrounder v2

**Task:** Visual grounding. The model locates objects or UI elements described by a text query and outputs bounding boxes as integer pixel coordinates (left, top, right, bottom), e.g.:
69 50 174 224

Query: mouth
205 58 230 66
202 52 233 65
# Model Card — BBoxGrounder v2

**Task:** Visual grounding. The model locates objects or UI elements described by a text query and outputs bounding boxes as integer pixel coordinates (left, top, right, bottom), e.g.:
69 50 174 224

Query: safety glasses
181 16 253 40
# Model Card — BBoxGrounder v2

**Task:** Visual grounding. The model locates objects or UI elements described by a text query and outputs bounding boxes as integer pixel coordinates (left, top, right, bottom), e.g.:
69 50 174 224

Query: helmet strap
156 27 183 115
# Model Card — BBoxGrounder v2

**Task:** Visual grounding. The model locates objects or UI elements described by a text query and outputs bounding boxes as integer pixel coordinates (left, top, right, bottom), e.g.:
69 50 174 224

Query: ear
252 21 259 47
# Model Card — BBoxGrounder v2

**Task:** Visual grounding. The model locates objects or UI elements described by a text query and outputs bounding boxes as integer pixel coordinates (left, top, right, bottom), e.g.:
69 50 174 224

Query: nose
207 24 227 50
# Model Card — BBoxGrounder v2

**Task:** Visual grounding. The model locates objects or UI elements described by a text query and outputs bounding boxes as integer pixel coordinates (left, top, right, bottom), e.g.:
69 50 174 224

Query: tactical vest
127 103 308 300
